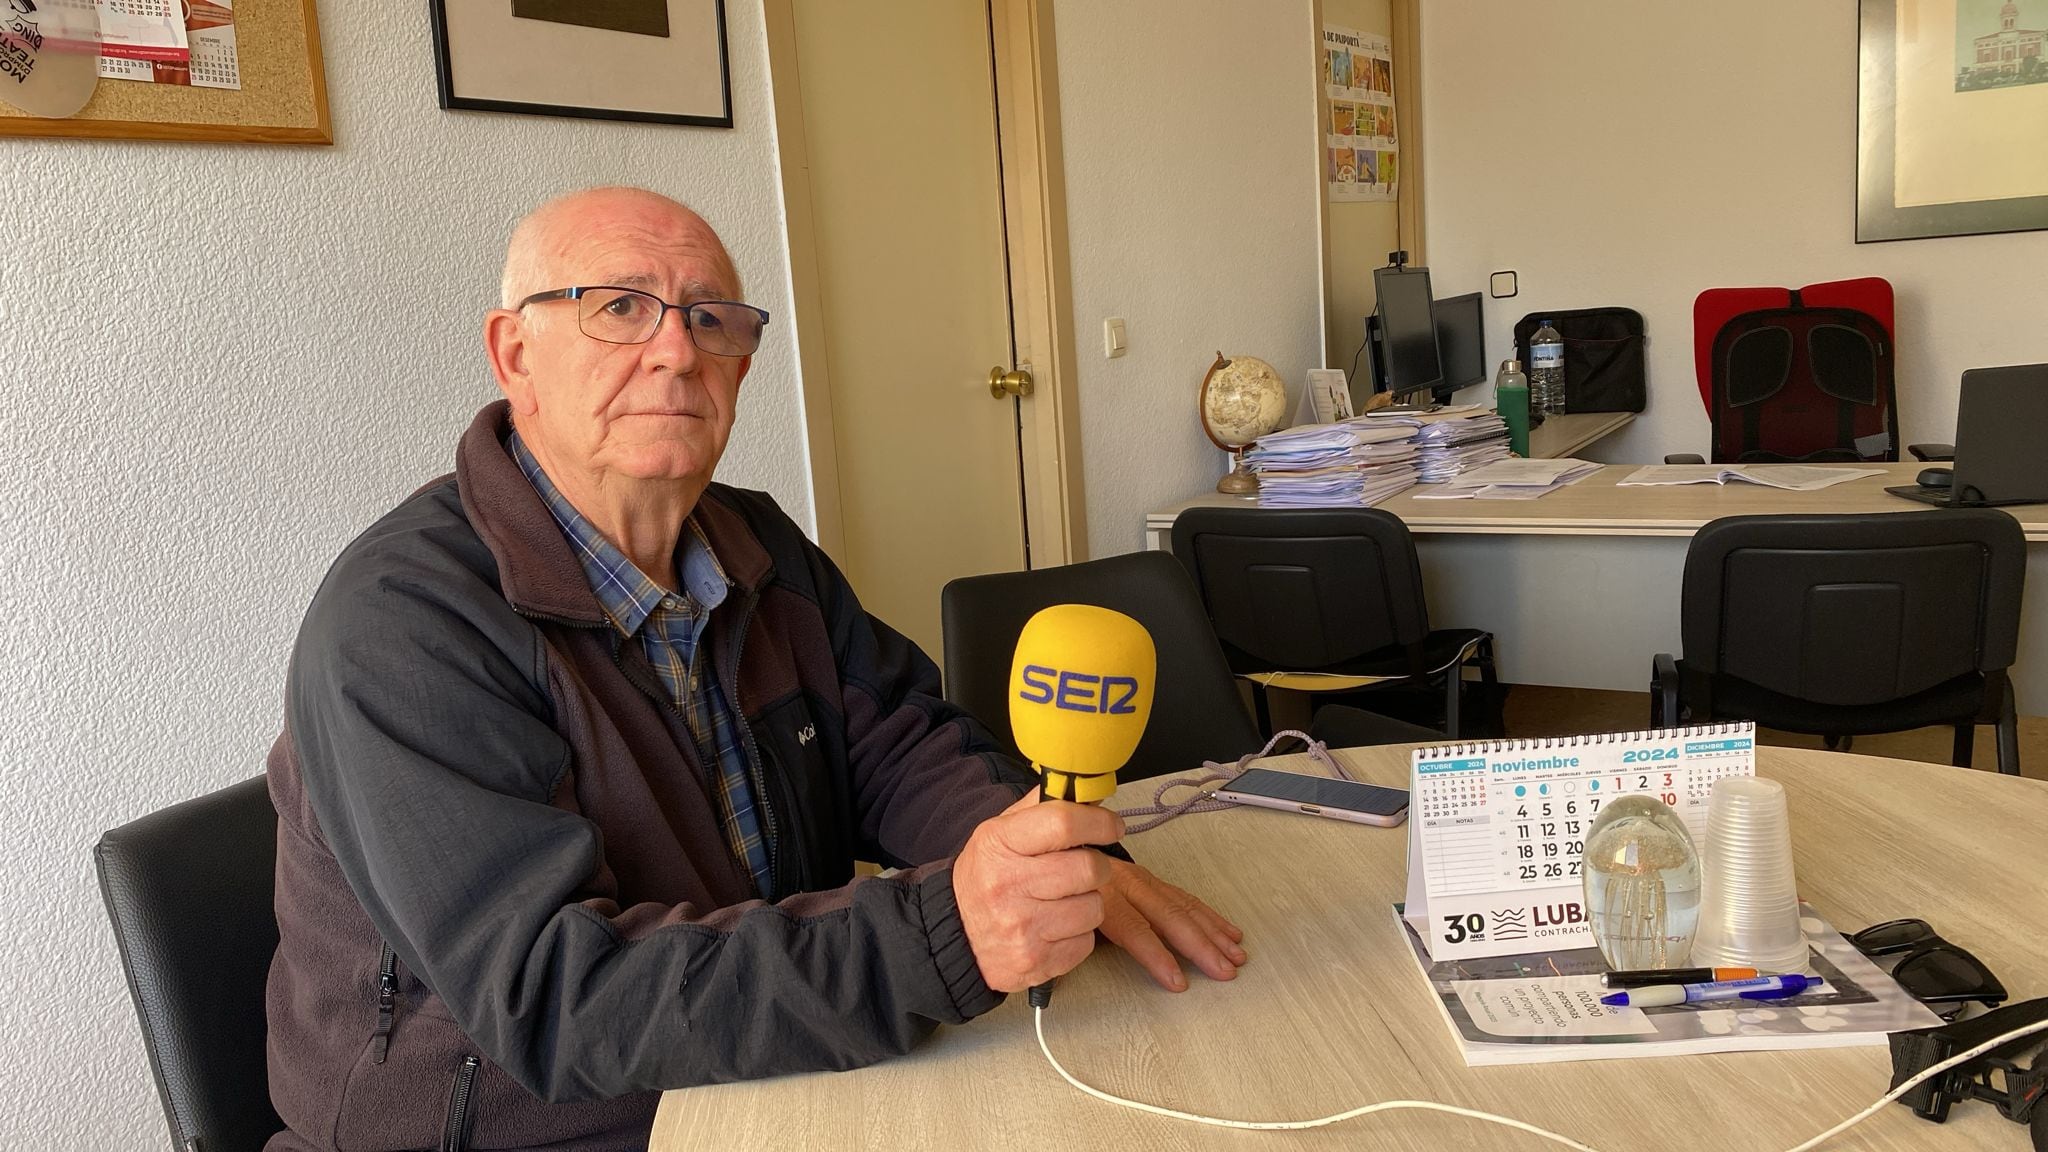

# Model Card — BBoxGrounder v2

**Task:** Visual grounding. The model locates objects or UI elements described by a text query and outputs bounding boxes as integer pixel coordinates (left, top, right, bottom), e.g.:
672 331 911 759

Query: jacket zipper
721 586 788 897
370 943 398 1064
510 605 612 633
440 1055 480 1152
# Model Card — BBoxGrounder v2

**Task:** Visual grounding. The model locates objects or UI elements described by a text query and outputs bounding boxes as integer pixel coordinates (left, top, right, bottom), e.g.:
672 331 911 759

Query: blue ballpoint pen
1599 974 1818 1008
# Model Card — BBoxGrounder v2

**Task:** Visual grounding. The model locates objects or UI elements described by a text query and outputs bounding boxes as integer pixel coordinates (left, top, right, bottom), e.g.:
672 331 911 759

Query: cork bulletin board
0 0 331 144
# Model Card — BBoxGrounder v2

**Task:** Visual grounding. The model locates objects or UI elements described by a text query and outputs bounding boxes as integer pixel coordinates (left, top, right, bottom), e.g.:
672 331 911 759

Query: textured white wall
0 3 804 1147
1054 0 1326 557
1420 1 2048 462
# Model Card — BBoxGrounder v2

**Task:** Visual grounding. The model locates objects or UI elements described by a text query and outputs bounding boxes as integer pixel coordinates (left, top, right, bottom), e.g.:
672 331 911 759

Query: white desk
1145 464 2048 714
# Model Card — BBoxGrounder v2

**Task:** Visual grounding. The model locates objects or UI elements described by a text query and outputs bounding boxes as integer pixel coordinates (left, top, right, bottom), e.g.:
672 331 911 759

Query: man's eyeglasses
516 287 769 355
1850 918 2008 1021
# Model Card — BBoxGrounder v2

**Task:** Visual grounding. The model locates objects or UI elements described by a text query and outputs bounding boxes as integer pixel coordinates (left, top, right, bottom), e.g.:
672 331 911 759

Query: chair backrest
96 776 282 1152
1681 510 2026 706
941 550 1262 780
1693 278 1896 412
1693 279 1899 463
1170 506 1430 673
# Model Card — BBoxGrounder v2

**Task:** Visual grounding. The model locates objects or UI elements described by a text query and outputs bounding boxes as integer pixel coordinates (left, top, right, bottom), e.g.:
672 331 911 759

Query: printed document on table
1396 904 1941 1066
1414 482 1573 500
1617 465 1886 491
1444 458 1601 489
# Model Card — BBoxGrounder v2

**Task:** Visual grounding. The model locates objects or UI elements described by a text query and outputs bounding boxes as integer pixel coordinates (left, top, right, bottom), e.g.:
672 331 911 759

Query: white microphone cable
1034 1006 2048 1151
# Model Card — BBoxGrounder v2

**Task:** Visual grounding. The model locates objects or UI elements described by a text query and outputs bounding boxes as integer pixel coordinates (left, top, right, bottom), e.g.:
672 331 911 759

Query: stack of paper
1413 458 1603 501
1403 412 1512 483
1246 419 1420 507
1256 465 1420 508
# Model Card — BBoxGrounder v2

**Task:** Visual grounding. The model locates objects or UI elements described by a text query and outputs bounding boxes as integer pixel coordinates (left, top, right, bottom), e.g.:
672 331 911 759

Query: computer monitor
1432 292 1487 393
1888 363 2048 507
1371 265 1443 399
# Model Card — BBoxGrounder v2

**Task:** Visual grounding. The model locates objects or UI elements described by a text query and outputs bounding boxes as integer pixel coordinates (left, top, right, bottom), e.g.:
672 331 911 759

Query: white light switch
1103 317 1127 359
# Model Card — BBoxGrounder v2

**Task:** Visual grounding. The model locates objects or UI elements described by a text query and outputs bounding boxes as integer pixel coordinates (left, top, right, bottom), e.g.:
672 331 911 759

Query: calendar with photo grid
1402 723 1756 962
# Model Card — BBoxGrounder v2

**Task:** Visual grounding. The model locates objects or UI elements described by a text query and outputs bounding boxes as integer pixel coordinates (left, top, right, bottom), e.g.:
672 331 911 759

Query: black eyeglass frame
515 286 771 354
1851 917 1940 956
1851 918 2008 1021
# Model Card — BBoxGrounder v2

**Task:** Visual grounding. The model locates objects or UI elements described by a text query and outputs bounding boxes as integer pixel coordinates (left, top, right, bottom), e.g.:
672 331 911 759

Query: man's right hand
952 791 1124 993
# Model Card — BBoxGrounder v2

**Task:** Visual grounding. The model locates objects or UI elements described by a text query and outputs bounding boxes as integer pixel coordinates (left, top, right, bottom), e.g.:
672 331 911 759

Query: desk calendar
1403 723 1757 962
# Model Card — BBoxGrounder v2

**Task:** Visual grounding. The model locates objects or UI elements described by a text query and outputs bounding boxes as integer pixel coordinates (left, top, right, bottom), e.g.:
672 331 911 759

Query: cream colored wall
1053 0 1327 555
1319 0 1403 371
1419 0 2048 460
0 4 801 1146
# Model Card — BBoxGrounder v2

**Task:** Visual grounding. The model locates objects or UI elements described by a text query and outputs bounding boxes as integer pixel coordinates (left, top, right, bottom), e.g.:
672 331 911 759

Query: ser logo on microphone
1015 665 1140 714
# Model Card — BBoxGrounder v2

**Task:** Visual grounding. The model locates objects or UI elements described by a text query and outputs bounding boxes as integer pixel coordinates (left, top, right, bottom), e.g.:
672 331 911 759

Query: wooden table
1528 411 1635 460
1143 465 2048 713
653 746 2048 1150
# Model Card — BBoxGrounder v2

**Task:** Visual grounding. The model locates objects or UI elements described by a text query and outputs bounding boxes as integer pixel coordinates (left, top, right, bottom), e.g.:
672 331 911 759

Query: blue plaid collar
507 430 729 637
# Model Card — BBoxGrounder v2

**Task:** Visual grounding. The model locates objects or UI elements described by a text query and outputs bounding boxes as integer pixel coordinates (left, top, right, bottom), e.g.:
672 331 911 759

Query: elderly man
264 187 1246 1151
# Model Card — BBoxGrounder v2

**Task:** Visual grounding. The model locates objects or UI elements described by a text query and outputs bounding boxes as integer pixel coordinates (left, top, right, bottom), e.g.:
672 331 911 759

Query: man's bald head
499 186 743 309
483 185 755 520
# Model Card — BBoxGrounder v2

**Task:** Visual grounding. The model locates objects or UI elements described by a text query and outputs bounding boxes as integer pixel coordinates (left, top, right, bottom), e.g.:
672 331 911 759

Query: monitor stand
1374 400 1441 415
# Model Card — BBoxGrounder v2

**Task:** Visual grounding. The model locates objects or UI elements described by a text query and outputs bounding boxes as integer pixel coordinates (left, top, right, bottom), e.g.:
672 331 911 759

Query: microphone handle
1028 772 1117 1009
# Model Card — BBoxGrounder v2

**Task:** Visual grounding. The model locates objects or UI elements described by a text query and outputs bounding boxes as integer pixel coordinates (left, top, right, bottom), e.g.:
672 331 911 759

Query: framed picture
430 0 732 128
1858 0 2048 241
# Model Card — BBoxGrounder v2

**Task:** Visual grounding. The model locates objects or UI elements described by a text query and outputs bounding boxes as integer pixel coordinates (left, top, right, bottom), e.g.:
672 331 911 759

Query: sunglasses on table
1850 918 2009 1021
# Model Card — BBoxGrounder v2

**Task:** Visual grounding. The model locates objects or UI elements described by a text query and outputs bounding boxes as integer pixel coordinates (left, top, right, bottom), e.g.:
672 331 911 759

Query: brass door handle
988 366 1034 399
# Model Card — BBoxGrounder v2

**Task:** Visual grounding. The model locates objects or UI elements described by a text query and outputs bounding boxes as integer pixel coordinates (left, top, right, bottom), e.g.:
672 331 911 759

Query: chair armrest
1652 653 1681 728
1663 453 1706 465
1907 443 1955 462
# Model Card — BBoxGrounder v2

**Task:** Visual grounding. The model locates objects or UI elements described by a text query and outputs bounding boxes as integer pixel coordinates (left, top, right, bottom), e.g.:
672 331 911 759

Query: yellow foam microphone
1008 604 1156 1009
1008 603 1157 805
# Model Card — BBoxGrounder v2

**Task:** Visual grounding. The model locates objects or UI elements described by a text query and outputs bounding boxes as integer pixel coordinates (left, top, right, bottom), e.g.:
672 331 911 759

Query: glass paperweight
1581 795 1701 970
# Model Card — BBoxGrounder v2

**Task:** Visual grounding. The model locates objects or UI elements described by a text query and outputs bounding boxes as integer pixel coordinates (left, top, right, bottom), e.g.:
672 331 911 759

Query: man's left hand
1097 858 1247 992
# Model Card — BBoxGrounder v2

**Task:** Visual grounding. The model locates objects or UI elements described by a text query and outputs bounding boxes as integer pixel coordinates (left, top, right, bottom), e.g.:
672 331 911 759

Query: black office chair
96 776 283 1152
1170 506 1498 739
1652 511 2026 775
942 550 1266 779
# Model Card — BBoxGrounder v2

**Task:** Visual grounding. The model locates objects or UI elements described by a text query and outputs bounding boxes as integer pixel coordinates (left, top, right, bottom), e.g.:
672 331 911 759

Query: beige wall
1053 0 1327 556
1319 0 1402 371
1419 0 2048 460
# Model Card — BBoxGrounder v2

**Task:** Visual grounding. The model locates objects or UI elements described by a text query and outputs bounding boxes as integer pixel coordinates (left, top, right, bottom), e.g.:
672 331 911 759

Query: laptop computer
1887 363 2048 507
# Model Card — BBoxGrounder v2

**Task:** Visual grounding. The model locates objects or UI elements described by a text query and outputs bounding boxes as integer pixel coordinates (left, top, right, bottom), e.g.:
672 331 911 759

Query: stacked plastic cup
1689 776 1810 974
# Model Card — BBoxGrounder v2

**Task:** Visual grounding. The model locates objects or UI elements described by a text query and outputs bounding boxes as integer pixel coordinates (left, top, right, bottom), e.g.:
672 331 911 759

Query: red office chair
1670 277 1951 464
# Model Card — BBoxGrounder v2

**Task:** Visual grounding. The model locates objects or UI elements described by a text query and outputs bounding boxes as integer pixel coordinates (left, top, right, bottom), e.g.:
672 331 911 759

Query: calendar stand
1404 724 1757 962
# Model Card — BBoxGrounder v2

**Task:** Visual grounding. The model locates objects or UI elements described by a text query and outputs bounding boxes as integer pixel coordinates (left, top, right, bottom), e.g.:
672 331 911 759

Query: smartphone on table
1212 768 1409 827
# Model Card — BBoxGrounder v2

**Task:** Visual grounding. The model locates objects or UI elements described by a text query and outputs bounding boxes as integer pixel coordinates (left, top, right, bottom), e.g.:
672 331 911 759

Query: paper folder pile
1244 419 1418 508
1367 410 1513 483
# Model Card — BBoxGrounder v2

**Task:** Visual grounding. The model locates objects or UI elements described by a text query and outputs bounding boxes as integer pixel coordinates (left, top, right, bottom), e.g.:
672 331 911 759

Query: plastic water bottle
1530 319 1566 417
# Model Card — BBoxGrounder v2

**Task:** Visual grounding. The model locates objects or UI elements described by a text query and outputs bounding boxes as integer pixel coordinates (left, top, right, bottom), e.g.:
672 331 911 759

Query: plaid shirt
509 432 773 898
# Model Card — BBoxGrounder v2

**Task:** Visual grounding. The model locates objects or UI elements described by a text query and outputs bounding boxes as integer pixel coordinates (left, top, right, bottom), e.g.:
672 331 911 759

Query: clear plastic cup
1689 776 1809 974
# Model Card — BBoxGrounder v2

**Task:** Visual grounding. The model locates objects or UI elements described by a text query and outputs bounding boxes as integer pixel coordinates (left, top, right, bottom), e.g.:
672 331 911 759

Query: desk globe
1199 352 1288 494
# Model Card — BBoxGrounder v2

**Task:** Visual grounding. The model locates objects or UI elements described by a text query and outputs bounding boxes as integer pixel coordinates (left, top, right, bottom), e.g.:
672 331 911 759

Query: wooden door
773 0 1059 663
